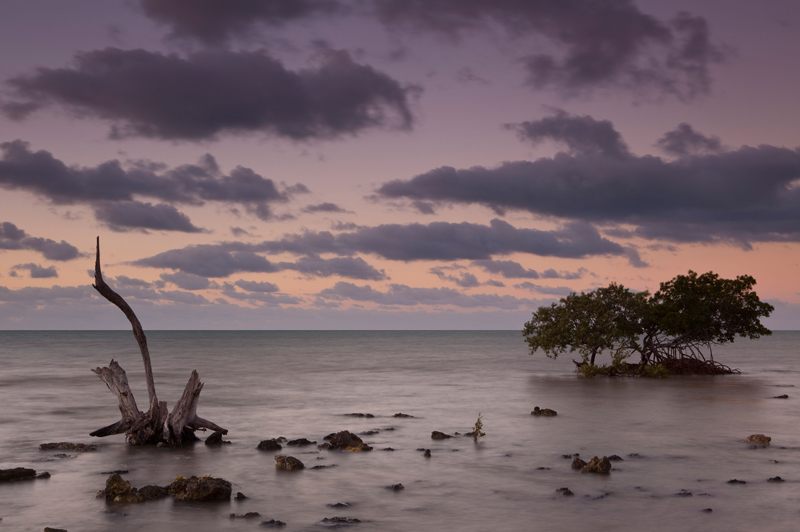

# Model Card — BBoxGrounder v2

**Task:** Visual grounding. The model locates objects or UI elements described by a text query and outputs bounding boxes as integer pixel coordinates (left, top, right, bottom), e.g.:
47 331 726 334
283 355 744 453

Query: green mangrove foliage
522 271 774 376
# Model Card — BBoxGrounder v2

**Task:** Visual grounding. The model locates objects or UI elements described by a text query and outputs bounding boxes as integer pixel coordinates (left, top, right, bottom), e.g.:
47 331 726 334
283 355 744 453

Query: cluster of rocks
320 430 373 452
571 455 612 475
100 473 231 504
531 407 558 417
745 434 771 448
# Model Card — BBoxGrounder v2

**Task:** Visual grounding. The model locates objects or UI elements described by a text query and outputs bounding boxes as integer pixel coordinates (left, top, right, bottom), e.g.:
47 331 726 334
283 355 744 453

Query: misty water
0 331 798 531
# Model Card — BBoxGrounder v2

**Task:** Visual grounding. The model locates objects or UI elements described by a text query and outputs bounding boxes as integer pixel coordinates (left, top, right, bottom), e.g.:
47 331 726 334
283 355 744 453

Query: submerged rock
327 502 352 509
323 431 372 452
40 442 97 452
423 449 432 458
674 489 693 497
581 456 612 474
344 413 374 418
431 431 452 440
772 394 789 399
0 467 37 482
234 491 248 500
311 464 338 470
531 407 558 417
257 439 283 452
43 528 68 532
556 487 574 496
261 519 287 528
386 483 405 491
767 476 785 483
393 413 415 418
607 455 624 462
168 475 232 502
230 512 261 519
320 516 361 527
726 479 747 485
287 438 316 447
275 455 305 472
745 434 771 448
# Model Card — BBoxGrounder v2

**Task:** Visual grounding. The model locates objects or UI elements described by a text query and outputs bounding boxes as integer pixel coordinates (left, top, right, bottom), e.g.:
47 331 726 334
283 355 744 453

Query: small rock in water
168 475 232 502
1 468 38 483
102 474 170 504
359 430 380 436
230 512 261 519
40 442 97 452
726 479 747 485
99 469 129 475
556 487 574 496
327 502 352 508
234 491 248 500
531 406 558 417
393 413 415 418
382 447 395 452
536 466 551 471
745 434 771 448
571 457 587 470
701 508 713 513
423 449 432 458
431 431 452 440
674 489 693 497
323 431 372 452
772 394 789 399
205 431 230 446
37 471 51 479
275 455 305 472
261 519 287 528
287 438 316 447
386 483 405 491
257 439 283 452
311 464 338 470
344 413 374 418
43 528 68 532
581 456 612 475
607 455 624 462
767 476 785 483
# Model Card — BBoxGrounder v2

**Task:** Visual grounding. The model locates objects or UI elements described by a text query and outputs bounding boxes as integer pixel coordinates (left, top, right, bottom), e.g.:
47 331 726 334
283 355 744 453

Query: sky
0 0 798 330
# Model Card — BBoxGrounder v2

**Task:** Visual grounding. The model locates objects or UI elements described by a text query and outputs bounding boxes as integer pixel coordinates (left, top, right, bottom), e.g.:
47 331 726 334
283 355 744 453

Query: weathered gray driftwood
90 237 226 446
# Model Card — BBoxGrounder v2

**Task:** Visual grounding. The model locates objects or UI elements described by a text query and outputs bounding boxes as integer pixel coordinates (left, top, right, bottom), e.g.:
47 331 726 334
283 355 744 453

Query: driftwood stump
90 237 227 446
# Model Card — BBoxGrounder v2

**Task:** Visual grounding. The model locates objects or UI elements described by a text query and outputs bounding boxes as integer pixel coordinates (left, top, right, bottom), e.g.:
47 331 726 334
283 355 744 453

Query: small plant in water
472 413 486 441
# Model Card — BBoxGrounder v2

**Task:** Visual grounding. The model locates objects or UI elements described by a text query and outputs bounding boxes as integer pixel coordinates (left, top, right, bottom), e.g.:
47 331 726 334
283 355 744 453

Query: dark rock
320 516 361 527
257 439 283 452
531 407 558 417
0 468 37 484
205 431 230 446
323 431 372 452
287 438 316 447
311 464 338 470
581 456 612 474
381 447 395 452
230 512 262 519
536 467 551 470
556 487 574 496
393 413 415 418
344 413 374 418
37 471 51 479
40 442 97 452
607 455 624 462
431 431 452 440
44 528 68 532
423 449 431 458
168 475 232 501
726 479 747 485
571 457 587 470
674 489 693 497
701 508 713 513
138 485 169 501
275 455 305 472
745 434 771 448
99 469 129 475
767 476 785 483
386 483 404 491
327 502 352 508
359 430 380 436
261 519 287 528
234 491 248 500
103 474 144 504
772 394 789 399
562 453 576 459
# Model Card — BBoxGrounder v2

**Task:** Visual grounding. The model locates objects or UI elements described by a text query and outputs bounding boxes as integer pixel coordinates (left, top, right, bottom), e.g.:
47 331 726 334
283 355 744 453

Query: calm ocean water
0 330 798 532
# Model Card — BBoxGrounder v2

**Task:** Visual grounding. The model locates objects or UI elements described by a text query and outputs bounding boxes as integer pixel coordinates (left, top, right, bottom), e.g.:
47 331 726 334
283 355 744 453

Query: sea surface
0 330 798 532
